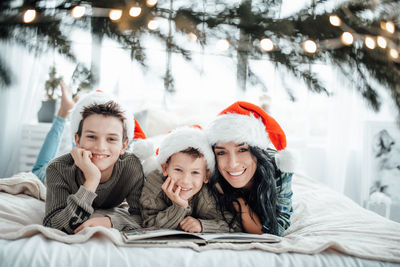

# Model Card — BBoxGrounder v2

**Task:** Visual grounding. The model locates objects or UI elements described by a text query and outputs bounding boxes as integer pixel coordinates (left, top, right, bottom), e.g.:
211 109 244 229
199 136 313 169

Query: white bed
0 172 399 267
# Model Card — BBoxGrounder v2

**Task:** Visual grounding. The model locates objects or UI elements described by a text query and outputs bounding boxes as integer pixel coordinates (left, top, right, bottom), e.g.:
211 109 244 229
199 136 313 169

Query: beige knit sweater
43 153 144 234
140 170 242 233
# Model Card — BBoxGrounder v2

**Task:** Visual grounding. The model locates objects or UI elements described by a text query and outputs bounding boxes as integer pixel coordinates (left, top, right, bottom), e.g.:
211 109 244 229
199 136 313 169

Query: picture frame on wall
362 121 400 222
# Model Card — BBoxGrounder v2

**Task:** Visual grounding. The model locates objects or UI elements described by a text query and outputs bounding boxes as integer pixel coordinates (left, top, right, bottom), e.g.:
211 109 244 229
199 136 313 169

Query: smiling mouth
180 187 192 192
92 154 109 159
228 170 245 176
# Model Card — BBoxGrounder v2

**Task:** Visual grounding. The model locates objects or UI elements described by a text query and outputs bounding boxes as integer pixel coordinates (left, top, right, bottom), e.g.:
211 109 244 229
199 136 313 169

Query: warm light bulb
364 36 376 49
260 38 274 51
341 32 353 45
23 9 36 23
109 9 122 21
303 40 317 54
146 0 158 7
385 21 395 34
390 48 399 59
71 6 86 18
329 15 341 27
188 32 197 42
377 36 387 49
216 39 230 51
129 7 142 17
148 20 159 30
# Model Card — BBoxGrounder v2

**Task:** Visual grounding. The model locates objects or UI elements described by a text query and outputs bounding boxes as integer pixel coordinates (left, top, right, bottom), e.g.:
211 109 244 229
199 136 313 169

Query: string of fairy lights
18 1 399 61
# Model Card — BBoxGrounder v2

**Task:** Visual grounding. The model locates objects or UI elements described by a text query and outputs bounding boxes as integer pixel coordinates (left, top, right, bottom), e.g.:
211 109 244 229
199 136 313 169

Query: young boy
43 91 146 234
140 126 241 233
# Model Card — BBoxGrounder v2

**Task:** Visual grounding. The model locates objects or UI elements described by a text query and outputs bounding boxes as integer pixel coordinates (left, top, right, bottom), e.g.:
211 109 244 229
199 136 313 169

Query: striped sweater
43 153 144 234
140 170 242 233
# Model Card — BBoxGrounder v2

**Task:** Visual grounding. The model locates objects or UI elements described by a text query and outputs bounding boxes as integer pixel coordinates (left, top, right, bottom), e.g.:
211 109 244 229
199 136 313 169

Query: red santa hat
206 101 295 172
70 90 147 140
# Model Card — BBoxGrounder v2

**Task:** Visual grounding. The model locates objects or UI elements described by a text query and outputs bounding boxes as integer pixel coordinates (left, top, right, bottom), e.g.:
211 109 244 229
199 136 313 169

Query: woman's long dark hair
209 146 280 235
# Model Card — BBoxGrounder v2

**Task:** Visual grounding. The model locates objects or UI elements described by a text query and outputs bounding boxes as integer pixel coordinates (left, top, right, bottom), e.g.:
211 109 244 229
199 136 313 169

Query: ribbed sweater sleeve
43 164 96 234
107 158 144 231
97 207 142 231
140 170 191 229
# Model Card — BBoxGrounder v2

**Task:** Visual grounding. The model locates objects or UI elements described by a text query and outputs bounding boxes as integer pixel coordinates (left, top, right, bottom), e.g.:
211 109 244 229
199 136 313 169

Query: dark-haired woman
206 101 295 236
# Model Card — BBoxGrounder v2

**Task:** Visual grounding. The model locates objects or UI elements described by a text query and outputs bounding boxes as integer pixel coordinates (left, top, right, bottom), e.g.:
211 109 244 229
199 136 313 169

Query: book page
122 229 281 244
198 232 281 243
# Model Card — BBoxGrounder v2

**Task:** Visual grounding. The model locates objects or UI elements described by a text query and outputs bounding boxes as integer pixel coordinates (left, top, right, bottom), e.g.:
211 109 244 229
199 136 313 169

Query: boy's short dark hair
76 101 128 141
165 147 204 164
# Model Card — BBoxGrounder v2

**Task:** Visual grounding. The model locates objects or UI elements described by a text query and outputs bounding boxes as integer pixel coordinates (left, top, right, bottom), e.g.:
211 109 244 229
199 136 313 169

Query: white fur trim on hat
156 126 215 173
70 91 134 140
206 113 270 150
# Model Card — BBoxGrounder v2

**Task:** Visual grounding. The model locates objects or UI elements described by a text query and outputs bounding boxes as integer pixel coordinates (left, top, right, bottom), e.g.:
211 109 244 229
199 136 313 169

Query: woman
206 101 295 236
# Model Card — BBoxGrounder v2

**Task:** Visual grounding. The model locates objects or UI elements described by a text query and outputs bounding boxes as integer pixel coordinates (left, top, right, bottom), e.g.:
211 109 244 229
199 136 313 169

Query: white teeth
93 154 107 159
228 170 244 176
180 188 191 191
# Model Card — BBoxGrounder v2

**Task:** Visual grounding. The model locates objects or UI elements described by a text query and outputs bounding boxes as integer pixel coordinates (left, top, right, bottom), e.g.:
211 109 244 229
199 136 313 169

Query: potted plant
37 65 63 123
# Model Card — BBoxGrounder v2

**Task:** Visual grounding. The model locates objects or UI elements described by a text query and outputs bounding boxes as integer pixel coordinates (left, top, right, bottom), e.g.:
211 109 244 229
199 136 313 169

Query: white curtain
272 65 397 205
0 42 49 178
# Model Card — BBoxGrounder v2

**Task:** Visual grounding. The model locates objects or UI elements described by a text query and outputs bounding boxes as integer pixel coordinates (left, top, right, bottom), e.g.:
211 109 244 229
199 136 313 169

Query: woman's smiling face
213 141 257 189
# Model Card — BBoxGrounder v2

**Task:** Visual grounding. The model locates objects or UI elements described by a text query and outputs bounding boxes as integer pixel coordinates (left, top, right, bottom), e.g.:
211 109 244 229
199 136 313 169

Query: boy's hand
179 216 202 233
71 147 101 192
161 176 188 208
74 216 112 234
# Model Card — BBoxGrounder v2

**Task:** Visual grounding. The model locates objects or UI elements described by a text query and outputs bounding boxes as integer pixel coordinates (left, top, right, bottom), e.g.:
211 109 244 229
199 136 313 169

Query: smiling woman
206 101 295 236
213 142 258 189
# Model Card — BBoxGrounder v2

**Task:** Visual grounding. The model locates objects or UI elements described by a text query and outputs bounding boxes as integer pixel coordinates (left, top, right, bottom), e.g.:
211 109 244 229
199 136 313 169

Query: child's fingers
179 218 189 230
180 216 192 229
183 218 201 233
82 150 92 160
70 147 81 157
74 222 87 234
167 177 176 193
180 216 189 225
161 177 171 192
181 221 195 232
174 186 181 198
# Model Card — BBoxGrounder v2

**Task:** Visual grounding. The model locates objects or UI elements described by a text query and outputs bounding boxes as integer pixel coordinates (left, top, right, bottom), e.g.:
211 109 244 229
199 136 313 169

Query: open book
122 229 281 245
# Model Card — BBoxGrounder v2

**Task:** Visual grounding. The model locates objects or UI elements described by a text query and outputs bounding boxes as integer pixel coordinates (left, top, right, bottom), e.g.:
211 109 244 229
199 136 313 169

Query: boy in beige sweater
140 126 241 233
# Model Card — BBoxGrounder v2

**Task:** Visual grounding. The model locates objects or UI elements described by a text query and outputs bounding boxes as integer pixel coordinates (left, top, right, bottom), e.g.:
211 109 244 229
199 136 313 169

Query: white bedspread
0 172 399 263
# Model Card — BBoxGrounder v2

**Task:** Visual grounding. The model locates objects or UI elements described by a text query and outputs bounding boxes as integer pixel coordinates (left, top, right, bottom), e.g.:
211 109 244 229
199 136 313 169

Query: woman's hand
234 197 263 234
74 216 112 234
180 216 202 233
71 147 101 192
161 176 188 208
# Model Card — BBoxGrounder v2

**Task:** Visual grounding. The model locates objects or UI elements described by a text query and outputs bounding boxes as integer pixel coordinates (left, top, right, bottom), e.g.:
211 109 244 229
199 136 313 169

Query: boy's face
74 114 128 176
162 152 209 201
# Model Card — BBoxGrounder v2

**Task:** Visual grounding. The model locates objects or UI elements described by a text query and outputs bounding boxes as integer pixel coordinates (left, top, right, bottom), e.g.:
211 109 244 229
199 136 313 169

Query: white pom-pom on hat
275 149 296 173
129 139 158 176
